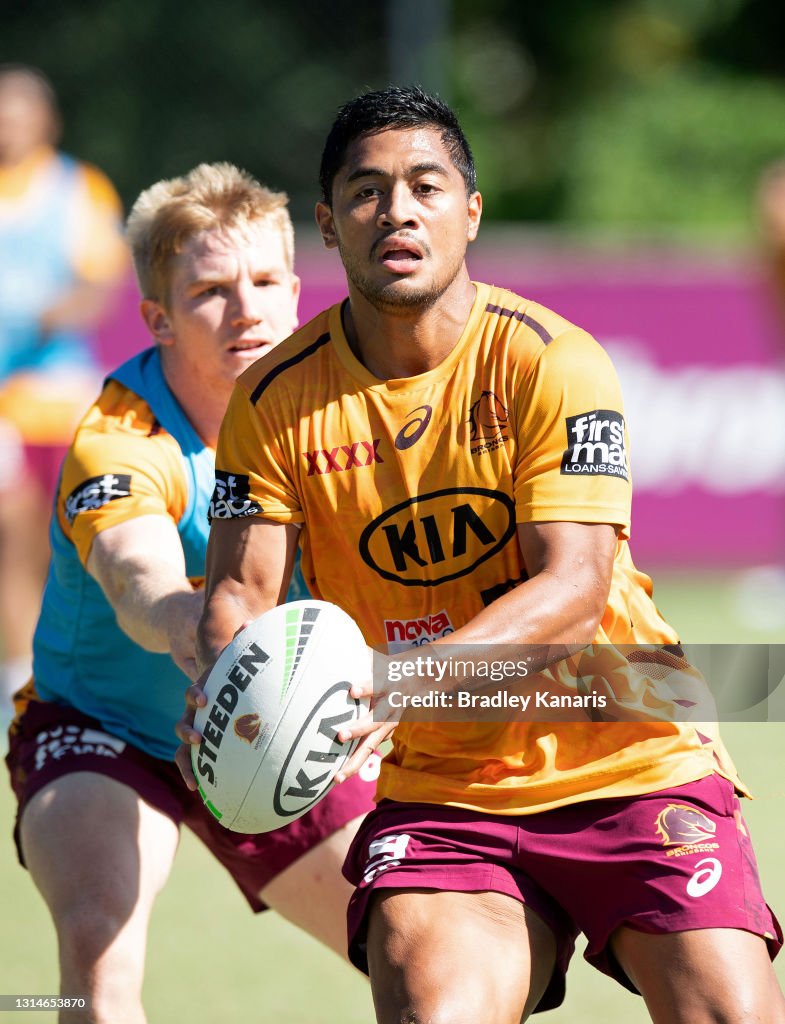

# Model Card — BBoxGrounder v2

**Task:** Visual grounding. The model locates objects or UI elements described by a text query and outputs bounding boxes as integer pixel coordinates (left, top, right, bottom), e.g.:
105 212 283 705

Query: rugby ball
192 600 369 833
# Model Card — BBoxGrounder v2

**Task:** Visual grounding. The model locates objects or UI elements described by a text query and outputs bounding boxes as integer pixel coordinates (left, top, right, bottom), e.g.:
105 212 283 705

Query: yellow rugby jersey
215 282 742 814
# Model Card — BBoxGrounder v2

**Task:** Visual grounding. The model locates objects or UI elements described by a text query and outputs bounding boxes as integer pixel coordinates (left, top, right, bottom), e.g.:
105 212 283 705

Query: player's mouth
228 339 272 356
375 237 425 274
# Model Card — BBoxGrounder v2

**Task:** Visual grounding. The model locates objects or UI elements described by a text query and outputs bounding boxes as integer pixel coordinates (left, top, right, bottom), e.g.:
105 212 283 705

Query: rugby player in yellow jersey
178 90 784 1022
7 164 376 1024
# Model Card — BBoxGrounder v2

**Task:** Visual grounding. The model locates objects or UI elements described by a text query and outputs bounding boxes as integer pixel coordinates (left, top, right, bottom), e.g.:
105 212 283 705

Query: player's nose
230 280 263 327
377 182 419 229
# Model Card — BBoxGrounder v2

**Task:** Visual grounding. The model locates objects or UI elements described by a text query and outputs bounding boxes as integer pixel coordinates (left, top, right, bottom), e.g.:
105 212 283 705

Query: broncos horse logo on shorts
655 803 717 846
467 390 509 443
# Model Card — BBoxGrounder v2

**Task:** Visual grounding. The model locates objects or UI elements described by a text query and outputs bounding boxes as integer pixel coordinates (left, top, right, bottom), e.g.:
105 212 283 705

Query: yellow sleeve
71 163 128 285
57 385 188 565
211 383 302 524
513 329 631 536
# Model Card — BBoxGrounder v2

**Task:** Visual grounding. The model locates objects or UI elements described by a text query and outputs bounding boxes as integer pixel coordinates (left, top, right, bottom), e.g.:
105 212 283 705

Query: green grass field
1 570 783 1022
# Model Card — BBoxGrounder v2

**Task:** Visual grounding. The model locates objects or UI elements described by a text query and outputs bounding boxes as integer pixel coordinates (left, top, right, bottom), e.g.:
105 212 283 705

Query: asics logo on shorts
686 857 723 898
363 833 411 884
34 725 126 771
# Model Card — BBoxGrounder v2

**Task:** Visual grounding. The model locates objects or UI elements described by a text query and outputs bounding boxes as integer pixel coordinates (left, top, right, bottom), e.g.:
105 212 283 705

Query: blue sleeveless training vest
33 347 307 760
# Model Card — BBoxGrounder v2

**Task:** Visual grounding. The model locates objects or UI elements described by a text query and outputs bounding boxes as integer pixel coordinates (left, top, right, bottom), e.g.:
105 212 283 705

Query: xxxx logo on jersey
655 803 720 858
302 440 383 476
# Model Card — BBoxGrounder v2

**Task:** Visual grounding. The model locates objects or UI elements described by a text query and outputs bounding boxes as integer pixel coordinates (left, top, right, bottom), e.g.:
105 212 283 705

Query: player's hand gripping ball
192 600 369 832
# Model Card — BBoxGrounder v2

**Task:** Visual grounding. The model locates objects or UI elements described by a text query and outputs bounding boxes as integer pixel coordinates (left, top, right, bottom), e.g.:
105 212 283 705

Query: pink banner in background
100 235 785 569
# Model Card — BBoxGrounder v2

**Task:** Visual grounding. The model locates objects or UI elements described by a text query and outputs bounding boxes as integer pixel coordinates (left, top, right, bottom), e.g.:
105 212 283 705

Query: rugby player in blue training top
6 163 377 1024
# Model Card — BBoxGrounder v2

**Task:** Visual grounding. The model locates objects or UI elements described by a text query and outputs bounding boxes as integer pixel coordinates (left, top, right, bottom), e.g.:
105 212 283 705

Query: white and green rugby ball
192 600 369 833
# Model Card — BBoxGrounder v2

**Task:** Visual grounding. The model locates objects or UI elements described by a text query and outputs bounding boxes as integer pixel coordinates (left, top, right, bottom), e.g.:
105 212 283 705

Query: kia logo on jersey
359 488 516 586
302 440 383 476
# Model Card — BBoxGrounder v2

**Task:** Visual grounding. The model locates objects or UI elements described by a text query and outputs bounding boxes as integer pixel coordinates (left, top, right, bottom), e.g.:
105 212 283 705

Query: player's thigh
260 813 363 960
611 926 785 1024
20 771 179 936
367 888 557 1024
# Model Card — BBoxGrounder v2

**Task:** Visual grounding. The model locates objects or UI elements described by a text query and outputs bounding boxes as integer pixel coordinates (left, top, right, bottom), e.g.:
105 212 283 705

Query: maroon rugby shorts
7 694 378 912
343 773 782 1012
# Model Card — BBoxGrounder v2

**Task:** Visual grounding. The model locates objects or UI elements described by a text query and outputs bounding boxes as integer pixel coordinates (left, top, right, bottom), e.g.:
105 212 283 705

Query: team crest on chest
468 391 509 456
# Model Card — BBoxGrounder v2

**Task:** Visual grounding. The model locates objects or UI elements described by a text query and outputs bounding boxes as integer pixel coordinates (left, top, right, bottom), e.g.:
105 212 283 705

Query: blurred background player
5 163 376 1024
0 64 127 705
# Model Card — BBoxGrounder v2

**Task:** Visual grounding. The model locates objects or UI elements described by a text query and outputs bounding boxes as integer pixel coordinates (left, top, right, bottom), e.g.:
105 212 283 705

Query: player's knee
56 902 141 980
378 986 511 1024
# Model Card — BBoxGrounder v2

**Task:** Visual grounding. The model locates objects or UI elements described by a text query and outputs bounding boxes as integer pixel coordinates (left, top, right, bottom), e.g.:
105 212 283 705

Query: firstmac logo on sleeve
560 410 628 480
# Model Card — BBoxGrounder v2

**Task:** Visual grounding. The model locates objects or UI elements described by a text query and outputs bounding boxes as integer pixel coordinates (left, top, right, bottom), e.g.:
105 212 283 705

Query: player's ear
467 191 482 243
315 202 338 250
140 299 176 347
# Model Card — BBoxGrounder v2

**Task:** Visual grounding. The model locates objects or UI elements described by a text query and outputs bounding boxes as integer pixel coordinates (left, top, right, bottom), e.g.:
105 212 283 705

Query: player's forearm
106 560 199 654
428 565 608 683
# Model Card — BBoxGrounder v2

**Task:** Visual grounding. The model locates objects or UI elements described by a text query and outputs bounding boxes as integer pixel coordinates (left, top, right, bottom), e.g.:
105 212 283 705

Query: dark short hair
319 85 476 203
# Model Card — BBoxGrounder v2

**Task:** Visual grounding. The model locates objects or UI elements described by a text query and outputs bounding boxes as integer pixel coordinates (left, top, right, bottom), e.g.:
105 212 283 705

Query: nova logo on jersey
384 610 455 653
208 471 263 520
561 410 628 479
64 473 132 524
302 440 383 476
359 488 516 586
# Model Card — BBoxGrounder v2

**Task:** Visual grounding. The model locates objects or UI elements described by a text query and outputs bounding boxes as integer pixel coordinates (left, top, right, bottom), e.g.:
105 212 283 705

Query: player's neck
159 353 229 449
344 272 476 379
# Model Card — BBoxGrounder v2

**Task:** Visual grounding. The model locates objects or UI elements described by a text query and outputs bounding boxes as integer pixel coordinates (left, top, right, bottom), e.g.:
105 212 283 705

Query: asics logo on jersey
561 409 628 479
302 440 383 476
359 488 516 585
64 473 132 524
208 471 263 520
395 405 433 451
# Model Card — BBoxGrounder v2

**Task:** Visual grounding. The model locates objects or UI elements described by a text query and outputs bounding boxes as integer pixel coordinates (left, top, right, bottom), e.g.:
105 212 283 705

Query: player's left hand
335 648 402 782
